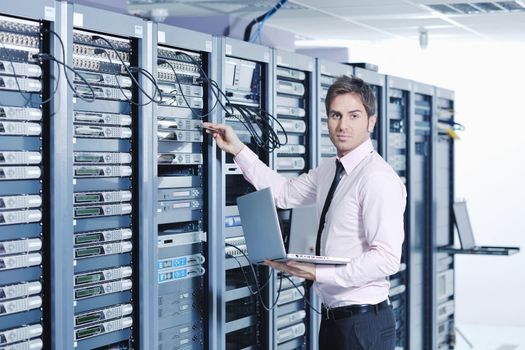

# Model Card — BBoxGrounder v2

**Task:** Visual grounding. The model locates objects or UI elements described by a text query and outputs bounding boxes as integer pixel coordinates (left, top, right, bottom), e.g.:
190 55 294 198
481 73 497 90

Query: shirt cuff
233 146 257 172
315 264 337 285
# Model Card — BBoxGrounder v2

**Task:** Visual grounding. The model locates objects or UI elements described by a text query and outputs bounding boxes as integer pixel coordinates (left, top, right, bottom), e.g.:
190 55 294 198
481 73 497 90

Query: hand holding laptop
237 188 352 265
264 260 316 281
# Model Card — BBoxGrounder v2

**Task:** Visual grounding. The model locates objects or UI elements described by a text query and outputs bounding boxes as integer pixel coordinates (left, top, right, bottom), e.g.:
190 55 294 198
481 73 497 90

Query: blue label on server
158 257 188 270
158 268 189 283
173 269 187 279
224 215 242 227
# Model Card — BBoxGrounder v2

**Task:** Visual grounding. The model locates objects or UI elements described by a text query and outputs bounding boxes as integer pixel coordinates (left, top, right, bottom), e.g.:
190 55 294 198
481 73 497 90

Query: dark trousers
319 305 396 350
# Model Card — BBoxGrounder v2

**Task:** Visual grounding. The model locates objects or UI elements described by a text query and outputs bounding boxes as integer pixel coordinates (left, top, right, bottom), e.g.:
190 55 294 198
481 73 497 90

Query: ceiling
82 0 525 42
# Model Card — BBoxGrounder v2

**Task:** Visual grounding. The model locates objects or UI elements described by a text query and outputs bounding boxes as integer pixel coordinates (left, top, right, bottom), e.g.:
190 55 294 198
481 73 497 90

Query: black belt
321 300 391 321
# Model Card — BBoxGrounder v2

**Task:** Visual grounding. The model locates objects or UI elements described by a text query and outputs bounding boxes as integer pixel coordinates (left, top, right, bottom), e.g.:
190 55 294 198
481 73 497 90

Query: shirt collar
336 138 374 175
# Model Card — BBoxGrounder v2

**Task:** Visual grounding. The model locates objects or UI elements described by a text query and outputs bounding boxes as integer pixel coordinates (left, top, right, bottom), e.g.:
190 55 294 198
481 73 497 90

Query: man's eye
330 114 341 119
351 114 359 119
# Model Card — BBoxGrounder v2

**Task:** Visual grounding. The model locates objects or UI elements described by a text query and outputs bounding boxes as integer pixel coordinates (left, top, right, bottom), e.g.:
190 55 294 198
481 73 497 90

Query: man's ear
368 115 377 133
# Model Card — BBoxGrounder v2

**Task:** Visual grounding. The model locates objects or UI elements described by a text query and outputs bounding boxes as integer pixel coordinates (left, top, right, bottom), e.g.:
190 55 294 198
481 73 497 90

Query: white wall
346 39 525 326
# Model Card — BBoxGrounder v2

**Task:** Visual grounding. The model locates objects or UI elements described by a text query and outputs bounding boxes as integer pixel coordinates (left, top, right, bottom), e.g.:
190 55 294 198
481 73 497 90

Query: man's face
327 92 376 158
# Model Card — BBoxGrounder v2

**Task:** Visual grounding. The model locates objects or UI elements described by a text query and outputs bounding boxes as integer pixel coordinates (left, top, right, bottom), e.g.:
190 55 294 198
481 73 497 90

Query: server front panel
385 77 411 350
411 83 434 350
272 51 315 350
156 42 208 350
434 90 456 350
219 41 271 350
71 28 136 350
0 13 47 350
317 73 336 160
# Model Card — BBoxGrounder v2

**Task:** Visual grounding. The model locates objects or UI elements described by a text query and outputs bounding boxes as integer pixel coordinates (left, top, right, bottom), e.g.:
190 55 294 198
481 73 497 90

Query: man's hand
202 122 245 156
264 260 316 281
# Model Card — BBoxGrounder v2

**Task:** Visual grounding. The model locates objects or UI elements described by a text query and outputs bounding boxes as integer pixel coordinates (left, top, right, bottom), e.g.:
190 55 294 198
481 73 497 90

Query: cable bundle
226 103 287 153
91 35 163 106
159 51 288 153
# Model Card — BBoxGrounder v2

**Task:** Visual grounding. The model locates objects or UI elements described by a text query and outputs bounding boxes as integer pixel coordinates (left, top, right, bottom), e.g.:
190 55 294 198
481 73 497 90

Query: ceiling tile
80 0 525 42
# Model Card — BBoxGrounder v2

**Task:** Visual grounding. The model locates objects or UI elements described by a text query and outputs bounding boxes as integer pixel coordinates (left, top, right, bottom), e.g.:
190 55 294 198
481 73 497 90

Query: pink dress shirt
234 138 406 308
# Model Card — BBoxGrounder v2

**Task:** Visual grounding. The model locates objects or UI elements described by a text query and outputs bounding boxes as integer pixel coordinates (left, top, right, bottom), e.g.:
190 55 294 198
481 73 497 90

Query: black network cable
225 250 274 296
91 35 162 104
157 59 221 118
158 52 227 118
35 53 96 103
226 105 273 151
209 79 235 115
224 242 322 314
244 104 288 149
225 243 275 292
225 242 283 311
157 58 211 115
43 29 96 102
128 65 164 105
227 103 288 152
165 51 288 152
230 105 266 147
256 106 288 144
100 49 162 107
0 43 60 106
37 57 60 106
282 275 321 315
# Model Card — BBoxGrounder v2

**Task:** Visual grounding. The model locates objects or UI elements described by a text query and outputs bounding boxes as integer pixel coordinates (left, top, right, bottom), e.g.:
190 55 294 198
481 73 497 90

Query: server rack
154 24 214 350
61 4 152 349
352 66 386 155
314 59 353 162
0 2 54 349
272 49 316 350
410 81 435 350
384 75 412 350
214 37 273 350
433 87 456 350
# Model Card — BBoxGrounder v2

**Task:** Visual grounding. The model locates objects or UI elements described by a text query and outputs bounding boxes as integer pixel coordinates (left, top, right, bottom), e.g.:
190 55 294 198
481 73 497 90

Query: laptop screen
453 201 476 250
236 188 288 263
289 205 318 255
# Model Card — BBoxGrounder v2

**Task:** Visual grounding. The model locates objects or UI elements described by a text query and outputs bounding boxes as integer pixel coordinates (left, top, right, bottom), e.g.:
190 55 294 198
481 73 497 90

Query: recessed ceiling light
496 1 525 11
426 1 525 14
472 2 505 11
427 4 461 14
449 3 483 14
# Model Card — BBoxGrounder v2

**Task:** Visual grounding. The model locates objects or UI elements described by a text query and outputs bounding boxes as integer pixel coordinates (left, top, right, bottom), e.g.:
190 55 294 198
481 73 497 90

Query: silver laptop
237 188 351 264
453 200 519 255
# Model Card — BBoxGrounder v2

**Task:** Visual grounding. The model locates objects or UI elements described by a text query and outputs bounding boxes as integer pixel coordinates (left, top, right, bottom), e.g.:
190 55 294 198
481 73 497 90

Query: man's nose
338 115 350 130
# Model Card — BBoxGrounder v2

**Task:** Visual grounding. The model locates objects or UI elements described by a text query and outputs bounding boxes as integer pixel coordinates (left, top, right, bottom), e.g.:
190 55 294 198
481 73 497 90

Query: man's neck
336 137 370 159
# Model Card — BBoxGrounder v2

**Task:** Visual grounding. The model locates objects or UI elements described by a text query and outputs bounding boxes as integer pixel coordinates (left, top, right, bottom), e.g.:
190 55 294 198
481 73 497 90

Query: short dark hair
325 75 376 117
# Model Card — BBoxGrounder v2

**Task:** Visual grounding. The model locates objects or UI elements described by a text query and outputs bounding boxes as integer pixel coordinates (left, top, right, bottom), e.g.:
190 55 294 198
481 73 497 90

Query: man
204 75 406 349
